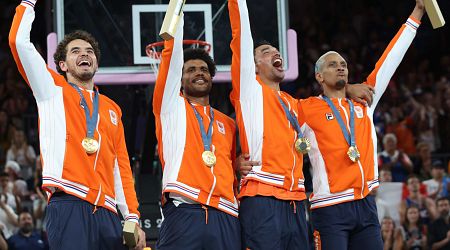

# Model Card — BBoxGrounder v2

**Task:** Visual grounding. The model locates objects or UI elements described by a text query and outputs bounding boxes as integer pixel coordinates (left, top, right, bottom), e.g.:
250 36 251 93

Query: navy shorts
311 195 383 250
239 196 310 250
156 202 241 250
45 193 127 250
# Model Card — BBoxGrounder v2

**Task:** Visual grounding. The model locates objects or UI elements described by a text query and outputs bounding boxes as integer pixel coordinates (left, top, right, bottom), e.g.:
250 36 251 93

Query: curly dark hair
53 30 101 78
183 48 216 77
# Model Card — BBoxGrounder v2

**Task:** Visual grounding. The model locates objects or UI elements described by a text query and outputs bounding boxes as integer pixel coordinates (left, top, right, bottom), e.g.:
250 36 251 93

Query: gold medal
295 137 311 154
347 146 360 162
202 150 216 168
82 137 99 154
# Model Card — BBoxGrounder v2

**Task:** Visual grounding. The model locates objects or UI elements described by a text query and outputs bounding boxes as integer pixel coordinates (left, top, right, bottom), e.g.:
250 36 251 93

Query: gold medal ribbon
322 96 360 162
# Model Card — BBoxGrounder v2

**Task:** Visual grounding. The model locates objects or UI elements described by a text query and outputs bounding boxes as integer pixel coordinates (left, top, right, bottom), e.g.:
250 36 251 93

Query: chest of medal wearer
299 97 377 192
53 83 122 183
179 101 236 194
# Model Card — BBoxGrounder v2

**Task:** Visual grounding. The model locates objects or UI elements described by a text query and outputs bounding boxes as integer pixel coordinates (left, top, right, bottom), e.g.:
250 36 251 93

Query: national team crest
109 110 118 126
216 121 225 134
325 113 334 121
354 106 364 118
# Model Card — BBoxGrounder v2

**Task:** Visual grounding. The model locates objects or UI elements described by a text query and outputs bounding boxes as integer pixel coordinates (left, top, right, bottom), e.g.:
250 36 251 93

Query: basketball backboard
49 0 297 84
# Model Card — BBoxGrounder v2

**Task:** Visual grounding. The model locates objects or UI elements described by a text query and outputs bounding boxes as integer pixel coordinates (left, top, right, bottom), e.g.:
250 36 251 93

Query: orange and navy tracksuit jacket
229 0 306 201
153 17 239 217
9 0 140 222
298 16 420 209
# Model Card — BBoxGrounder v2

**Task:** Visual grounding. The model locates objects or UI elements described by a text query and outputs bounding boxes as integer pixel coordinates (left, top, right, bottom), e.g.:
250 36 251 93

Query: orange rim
146 40 211 58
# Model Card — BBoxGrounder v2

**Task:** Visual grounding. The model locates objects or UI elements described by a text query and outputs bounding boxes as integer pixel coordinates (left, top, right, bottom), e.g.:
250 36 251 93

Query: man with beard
428 197 450 249
228 0 376 249
9 1 145 249
7 211 48 250
153 15 240 250
297 0 425 249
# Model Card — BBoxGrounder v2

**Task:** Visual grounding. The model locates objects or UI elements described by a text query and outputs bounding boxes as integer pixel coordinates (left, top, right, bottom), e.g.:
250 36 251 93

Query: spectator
381 216 396 250
7 211 48 250
380 167 393 183
0 110 13 166
416 92 438 152
379 133 413 182
0 194 18 239
32 157 45 231
394 206 427 250
0 172 20 213
422 160 450 200
385 106 417 156
428 197 450 250
4 161 27 198
413 142 433 180
436 85 450 154
400 175 438 225
6 129 36 181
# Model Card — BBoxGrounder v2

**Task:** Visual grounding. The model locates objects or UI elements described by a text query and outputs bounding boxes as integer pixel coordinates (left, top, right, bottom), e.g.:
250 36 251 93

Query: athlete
9 0 145 249
297 0 425 249
153 16 240 250
228 0 375 249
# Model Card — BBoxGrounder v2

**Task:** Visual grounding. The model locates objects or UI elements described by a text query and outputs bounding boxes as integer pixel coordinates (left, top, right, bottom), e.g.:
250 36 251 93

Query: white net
146 45 162 77
146 40 211 78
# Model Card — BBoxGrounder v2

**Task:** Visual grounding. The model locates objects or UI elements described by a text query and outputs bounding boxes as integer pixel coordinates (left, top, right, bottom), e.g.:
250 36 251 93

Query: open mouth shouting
272 57 283 71
77 57 92 69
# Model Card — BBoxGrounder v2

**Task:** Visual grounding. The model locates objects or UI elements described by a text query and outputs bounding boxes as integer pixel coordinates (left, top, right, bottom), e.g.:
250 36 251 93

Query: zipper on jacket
203 106 217 205
338 99 365 197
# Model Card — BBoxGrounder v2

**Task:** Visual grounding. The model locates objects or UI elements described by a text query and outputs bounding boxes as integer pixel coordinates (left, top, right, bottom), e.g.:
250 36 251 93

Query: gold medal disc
347 146 360 162
82 137 99 154
202 150 216 168
295 138 311 154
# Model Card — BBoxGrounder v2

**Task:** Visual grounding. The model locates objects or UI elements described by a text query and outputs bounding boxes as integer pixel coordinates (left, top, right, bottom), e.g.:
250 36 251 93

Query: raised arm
366 0 425 108
228 0 260 101
9 0 59 102
152 16 185 115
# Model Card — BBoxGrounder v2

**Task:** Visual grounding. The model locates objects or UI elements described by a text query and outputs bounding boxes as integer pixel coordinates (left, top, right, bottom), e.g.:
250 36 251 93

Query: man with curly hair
153 15 240 250
9 0 145 249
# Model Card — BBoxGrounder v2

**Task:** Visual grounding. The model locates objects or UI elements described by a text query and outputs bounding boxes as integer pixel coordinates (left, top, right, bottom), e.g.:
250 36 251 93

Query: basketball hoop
145 40 212 77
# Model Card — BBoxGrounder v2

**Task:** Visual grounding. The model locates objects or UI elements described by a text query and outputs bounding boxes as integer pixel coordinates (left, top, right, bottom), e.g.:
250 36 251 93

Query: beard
75 71 96 82
20 224 33 234
183 83 212 98
270 69 285 83
335 79 346 89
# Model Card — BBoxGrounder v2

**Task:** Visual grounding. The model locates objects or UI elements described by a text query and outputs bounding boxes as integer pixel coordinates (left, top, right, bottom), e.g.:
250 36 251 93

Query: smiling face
254 44 285 83
182 59 212 98
315 52 348 90
58 39 98 82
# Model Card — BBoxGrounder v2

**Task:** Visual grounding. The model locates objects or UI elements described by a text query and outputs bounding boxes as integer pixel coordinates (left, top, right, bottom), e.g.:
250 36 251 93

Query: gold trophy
123 221 139 248
159 0 186 40
424 0 445 29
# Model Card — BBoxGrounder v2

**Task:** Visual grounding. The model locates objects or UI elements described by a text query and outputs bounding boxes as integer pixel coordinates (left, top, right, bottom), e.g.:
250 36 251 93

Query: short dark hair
253 40 272 56
183 48 216 77
53 30 101 78
436 196 450 205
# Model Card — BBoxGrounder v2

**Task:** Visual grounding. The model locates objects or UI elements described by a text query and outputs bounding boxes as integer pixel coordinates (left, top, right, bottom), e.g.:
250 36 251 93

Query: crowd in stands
0 0 448 249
